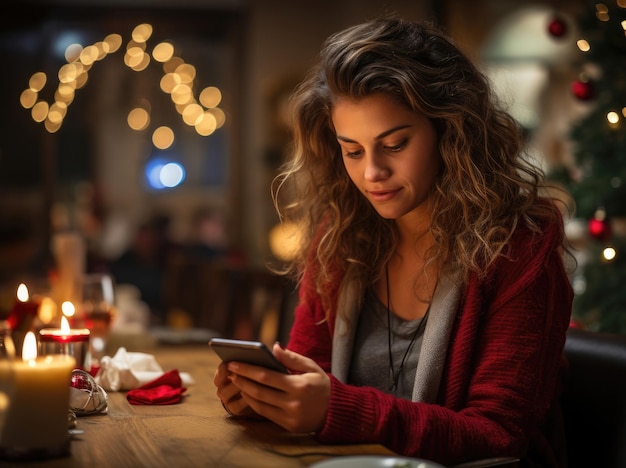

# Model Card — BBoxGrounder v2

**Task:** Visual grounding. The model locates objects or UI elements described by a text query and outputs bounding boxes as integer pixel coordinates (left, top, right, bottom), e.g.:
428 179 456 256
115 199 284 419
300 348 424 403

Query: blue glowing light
145 158 185 190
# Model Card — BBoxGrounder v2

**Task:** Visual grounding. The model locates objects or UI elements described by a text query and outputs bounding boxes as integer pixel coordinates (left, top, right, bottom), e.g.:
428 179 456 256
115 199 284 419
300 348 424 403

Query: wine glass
81 273 116 361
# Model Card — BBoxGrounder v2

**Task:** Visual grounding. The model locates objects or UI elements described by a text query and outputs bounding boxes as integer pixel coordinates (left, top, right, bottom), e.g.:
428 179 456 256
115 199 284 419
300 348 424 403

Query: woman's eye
344 149 363 158
384 139 408 152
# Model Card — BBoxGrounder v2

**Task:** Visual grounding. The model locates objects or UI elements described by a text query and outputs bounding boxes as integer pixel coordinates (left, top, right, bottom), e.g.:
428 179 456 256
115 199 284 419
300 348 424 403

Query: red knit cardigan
286 218 573 466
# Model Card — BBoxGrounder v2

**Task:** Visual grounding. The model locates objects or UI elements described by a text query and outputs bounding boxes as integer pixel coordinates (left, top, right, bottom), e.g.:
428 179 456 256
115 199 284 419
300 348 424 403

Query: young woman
214 17 574 467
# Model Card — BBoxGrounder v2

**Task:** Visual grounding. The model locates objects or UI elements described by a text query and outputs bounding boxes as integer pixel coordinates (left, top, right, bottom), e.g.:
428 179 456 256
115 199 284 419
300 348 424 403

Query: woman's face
332 93 440 223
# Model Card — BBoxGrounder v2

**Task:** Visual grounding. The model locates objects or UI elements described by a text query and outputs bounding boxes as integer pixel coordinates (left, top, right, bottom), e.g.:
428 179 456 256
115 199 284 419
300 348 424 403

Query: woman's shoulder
511 199 566 250
486 201 568 286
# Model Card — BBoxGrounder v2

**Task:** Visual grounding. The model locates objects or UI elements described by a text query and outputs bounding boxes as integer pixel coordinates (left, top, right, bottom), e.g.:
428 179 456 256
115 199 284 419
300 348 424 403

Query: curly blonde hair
272 17 570 309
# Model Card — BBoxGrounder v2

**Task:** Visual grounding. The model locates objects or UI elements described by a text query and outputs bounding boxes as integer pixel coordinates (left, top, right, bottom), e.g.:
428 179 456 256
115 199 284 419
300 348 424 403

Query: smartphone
209 338 289 373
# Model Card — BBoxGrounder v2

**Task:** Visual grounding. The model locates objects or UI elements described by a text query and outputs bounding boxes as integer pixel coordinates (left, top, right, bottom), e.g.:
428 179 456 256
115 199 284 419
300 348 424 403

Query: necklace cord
386 265 429 392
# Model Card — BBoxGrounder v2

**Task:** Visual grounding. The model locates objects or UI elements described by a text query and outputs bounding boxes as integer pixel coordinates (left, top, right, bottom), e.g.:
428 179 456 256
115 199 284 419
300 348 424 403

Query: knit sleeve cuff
315 374 380 444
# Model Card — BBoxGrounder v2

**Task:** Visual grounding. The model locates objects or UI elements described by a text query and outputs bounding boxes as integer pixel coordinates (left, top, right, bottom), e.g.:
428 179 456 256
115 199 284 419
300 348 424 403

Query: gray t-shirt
348 288 427 400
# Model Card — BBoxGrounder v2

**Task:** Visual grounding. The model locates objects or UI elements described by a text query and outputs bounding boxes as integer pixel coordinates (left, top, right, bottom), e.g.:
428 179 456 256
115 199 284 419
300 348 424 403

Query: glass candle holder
39 328 90 371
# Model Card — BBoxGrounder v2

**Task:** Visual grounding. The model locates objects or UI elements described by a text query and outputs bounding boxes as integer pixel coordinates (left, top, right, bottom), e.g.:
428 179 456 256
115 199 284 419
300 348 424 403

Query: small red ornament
571 78 594 101
569 318 582 329
588 211 612 242
548 16 568 38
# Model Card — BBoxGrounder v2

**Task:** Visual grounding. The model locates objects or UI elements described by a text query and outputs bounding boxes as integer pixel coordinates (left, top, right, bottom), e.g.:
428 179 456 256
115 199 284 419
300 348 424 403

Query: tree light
602 246 616 261
606 111 620 125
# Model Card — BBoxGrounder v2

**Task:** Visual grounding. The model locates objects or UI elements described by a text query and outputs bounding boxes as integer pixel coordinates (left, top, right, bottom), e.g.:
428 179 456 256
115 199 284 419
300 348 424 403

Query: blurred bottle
0 321 15 360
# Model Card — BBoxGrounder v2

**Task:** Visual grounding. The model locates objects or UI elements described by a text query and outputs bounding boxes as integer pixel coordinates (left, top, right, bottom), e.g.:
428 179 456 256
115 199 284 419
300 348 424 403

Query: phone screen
209 338 289 373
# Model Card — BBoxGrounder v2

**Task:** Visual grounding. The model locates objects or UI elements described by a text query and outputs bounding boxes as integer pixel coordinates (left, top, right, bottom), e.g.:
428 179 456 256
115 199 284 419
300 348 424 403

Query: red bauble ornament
548 16 568 38
571 79 594 101
588 216 612 241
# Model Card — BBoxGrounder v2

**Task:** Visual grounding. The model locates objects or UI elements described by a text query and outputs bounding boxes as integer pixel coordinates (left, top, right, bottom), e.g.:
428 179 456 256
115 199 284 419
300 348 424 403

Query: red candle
39 316 90 370
6 284 40 332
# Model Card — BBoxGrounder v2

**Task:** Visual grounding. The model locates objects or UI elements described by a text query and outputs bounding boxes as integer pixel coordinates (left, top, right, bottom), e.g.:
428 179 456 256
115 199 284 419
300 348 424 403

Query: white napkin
95 347 195 391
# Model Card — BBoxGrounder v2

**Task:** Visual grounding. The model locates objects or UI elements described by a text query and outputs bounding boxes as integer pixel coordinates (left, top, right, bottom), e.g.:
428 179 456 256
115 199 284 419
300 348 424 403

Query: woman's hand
214 359 261 419
219 343 330 433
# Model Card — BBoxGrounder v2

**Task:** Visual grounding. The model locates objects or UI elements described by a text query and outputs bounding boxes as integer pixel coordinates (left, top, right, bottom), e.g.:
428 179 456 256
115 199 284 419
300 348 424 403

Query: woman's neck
376 232 437 321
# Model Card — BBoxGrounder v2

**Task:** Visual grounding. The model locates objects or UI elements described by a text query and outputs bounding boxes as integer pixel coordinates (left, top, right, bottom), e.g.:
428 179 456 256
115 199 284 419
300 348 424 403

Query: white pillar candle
0 332 76 459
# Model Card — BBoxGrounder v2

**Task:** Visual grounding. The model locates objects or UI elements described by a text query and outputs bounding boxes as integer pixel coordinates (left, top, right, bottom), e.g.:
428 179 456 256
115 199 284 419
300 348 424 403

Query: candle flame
22 331 38 361
61 315 71 333
62 301 75 317
17 283 29 302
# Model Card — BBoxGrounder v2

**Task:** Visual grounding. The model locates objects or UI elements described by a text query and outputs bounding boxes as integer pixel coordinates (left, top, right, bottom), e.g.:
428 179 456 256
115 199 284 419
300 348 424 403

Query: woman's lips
368 188 400 202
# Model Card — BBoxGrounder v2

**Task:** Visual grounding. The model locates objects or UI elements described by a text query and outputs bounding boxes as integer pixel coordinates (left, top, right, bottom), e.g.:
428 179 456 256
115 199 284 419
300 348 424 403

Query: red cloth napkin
126 369 187 405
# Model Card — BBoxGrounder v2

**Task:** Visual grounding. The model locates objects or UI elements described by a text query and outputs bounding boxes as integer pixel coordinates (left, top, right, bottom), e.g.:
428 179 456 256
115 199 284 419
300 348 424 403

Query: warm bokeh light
29 72 47 91
103 33 123 53
171 83 193 105
79 45 100 66
595 3 610 22
603 247 616 261
199 86 222 108
65 43 83 62
20 88 38 109
75 71 89 89
93 42 109 61
176 63 196 83
48 102 68 124
58 63 80 83
160 73 181 93
269 222 303 261
131 53 151 71
125 46 147 68
182 103 204 126
577 39 591 52
153 42 175 62
61 301 75 317
44 119 62 133
38 296 57 324
132 23 153 43
21 22 225 143
56 83 76 104
128 107 150 131
208 107 226 128
31 101 49 122
152 126 175 149
607 111 620 125
163 56 184 73
195 112 217 136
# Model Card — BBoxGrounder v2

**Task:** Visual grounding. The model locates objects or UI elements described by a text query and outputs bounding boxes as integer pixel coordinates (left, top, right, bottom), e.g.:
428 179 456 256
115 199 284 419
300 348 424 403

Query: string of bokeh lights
19 23 226 150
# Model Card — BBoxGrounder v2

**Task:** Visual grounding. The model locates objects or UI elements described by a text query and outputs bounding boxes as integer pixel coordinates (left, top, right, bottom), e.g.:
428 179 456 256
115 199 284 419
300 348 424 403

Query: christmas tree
556 1 626 333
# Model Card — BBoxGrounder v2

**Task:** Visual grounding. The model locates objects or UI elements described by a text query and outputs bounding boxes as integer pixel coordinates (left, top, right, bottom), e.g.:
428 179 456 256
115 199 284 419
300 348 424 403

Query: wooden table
2 344 395 467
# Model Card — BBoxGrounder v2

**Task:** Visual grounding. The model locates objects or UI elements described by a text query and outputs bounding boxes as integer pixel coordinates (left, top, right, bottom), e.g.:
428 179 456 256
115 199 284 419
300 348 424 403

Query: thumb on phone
272 342 324 374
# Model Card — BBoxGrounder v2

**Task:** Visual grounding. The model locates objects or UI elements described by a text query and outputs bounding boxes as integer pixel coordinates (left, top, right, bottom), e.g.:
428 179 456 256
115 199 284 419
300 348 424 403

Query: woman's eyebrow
336 124 412 143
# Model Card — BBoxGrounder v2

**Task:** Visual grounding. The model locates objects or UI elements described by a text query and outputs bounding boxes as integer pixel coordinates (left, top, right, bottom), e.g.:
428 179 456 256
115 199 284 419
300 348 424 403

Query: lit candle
40 315 90 370
0 332 75 459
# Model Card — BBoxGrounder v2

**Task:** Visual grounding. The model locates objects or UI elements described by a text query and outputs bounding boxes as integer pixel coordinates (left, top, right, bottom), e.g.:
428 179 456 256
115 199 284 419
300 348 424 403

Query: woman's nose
364 154 390 181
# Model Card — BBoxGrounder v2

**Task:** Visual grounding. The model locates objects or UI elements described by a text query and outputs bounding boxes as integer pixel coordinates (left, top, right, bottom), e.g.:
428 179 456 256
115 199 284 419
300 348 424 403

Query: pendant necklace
386 266 429 392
